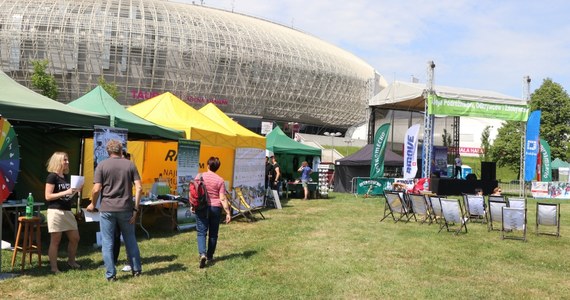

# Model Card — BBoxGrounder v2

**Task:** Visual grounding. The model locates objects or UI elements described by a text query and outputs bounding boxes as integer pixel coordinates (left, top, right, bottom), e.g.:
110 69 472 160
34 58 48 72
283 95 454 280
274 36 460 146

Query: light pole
343 139 353 156
324 132 342 163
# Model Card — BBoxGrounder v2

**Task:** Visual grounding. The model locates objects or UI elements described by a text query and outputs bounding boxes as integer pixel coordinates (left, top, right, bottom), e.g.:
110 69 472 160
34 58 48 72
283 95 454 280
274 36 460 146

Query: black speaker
481 162 496 181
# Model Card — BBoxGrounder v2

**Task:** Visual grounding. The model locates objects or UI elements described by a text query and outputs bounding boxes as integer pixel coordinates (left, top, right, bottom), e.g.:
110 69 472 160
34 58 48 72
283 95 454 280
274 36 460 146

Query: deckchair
488 195 505 202
235 187 265 220
501 207 526 241
507 197 526 209
408 193 432 224
428 196 444 224
226 192 256 222
439 198 468 235
380 191 412 223
462 194 487 223
536 202 561 237
487 199 507 231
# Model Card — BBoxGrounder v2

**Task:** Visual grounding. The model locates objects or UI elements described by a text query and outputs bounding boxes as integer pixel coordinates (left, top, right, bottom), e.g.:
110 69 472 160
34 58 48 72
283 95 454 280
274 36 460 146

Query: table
286 182 318 199
138 200 178 239
1 201 44 240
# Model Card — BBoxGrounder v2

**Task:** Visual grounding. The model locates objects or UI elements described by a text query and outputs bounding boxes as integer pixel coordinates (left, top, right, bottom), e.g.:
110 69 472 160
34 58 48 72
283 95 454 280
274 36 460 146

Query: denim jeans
100 211 141 279
196 206 222 259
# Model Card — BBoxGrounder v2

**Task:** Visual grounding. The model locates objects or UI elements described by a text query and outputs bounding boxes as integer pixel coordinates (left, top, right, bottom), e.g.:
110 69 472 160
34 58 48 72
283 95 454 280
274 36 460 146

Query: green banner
370 123 391 179
540 139 552 182
427 94 529 121
356 178 394 195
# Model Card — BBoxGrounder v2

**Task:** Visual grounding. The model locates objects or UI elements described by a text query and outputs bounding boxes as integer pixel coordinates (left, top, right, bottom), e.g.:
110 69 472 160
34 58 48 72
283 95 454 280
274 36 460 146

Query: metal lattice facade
0 0 377 128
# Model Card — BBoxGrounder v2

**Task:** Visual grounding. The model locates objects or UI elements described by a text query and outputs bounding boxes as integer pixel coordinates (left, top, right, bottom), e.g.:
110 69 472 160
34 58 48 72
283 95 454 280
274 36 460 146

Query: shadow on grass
213 249 257 264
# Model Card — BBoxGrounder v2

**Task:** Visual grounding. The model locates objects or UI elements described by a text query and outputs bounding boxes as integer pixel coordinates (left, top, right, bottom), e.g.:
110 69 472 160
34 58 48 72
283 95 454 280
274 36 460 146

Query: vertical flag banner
403 124 420 179
524 110 541 181
540 138 552 182
370 123 391 179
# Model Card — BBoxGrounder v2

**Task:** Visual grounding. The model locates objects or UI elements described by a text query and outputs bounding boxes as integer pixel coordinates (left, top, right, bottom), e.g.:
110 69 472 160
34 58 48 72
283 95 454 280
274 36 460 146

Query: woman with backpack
193 157 231 268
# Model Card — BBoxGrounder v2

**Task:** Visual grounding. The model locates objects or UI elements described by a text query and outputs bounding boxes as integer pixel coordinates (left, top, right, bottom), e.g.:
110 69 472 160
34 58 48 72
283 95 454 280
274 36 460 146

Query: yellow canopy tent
198 103 265 149
127 93 237 190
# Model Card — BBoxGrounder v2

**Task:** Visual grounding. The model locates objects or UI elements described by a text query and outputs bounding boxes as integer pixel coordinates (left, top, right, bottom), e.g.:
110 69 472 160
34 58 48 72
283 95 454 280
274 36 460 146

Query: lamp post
344 139 353 156
324 132 342 163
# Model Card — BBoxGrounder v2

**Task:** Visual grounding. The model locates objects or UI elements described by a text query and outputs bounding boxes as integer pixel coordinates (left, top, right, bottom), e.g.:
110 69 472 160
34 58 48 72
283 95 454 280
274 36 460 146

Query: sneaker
107 276 117 282
199 255 207 269
121 265 132 272
132 271 141 277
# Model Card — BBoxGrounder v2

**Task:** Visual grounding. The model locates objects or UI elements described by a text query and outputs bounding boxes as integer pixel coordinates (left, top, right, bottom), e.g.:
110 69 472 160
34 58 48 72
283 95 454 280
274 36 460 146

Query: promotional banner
540 139 552 182
427 94 529 121
524 110 541 181
93 125 128 169
355 177 394 195
531 181 570 199
432 146 448 177
370 123 391 179
232 148 265 208
176 139 200 229
403 124 420 179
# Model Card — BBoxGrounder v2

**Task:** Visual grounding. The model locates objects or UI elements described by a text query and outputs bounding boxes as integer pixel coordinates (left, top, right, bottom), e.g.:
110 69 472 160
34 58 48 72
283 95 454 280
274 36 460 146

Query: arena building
0 0 384 132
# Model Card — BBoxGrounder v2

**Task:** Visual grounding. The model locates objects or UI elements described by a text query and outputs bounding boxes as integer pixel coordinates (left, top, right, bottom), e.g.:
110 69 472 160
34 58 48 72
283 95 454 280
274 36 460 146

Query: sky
173 0 570 99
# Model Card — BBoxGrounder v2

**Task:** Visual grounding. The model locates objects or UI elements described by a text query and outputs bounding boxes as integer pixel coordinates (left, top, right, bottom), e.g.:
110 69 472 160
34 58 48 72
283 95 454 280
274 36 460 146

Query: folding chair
487 199 507 231
536 202 561 237
408 193 432 224
507 197 526 209
501 207 526 241
439 198 468 235
462 194 487 223
380 191 412 223
226 192 256 222
428 196 444 224
235 187 265 220
488 195 505 202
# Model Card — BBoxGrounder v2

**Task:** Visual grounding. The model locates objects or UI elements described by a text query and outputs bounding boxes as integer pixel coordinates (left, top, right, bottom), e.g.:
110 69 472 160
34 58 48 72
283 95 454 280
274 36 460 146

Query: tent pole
421 61 436 178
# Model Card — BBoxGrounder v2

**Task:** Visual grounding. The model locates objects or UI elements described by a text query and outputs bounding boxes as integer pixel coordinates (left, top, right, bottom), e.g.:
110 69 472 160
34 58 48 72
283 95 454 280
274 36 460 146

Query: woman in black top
45 152 82 273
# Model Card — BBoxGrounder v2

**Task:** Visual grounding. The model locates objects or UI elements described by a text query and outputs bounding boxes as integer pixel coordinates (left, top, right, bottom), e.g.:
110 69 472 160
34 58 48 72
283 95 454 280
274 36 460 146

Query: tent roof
336 144 403 166
0 71 108 128
369 81 527 112
266 126 321 156
551 158 570 169
198 103 265 149
68 86 185 140
127 92 236 148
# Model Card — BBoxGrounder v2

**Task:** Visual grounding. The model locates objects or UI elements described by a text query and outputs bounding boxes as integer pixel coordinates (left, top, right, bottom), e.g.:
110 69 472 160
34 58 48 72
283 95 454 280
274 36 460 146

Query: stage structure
368 61 530 192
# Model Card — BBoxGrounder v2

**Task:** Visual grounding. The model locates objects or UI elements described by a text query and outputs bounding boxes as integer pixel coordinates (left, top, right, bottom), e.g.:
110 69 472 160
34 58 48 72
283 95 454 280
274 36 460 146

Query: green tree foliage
489 121 523 172
98 76 121 99
30 60 58 100
528 78 570 160
480 125 492 161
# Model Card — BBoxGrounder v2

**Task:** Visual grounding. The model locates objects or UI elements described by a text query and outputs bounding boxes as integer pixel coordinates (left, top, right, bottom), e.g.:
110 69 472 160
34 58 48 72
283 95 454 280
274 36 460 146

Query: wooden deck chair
487 199 507 231
235 187 265 220
462 194 487 223
439 198 468 235
501 207 526 241
536 202 561 237
380 191 412 223
226 192 256 222
408 193 432 224
428 196 444 224
488 195 505 202
507 197 526 209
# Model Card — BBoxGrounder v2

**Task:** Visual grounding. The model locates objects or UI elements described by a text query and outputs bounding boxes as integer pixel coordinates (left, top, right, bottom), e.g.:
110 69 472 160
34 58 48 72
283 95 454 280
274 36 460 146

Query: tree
489 121 523 173
480 125 492 161
98 76 121 99
529 78 570 160
30 60 58 100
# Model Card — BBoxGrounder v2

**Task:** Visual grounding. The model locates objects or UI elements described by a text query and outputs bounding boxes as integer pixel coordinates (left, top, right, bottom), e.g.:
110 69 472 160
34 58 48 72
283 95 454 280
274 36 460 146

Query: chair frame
380 191 412 223
408 193 432 224
438 198 468 235
501 207 527 241
487 199 507 231
462 194 487 224
428 196 444 224
535 202 561 237
235 187 265 220
226 192 256 222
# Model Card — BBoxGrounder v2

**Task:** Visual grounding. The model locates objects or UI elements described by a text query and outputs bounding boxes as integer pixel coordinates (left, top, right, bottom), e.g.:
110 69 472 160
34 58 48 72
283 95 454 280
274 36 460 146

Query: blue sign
524 110 541 181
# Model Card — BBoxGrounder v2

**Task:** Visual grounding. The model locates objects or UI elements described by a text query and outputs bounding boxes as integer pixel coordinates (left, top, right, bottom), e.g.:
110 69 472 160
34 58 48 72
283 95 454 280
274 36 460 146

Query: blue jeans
196 206 222 259
100 211 141 278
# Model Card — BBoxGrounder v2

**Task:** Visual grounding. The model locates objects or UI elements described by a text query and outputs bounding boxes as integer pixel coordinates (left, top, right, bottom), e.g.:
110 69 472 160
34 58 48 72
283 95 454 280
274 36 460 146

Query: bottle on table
26 192 34 218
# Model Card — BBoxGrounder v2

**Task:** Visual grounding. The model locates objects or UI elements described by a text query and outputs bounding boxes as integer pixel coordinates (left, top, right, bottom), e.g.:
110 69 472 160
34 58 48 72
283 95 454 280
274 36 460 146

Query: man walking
87 139 143 281
454 155 462 179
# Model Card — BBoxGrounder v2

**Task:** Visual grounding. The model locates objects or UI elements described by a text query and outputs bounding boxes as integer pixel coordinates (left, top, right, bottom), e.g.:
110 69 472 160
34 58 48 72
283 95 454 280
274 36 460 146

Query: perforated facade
0 0 378 128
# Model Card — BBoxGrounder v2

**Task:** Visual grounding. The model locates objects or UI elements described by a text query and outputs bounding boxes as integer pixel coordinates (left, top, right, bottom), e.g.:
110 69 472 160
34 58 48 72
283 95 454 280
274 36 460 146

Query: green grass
2 193 570 299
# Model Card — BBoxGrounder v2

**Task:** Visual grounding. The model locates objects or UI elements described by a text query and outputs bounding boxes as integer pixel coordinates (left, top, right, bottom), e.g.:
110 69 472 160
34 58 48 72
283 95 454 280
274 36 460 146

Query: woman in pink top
196 157 231 268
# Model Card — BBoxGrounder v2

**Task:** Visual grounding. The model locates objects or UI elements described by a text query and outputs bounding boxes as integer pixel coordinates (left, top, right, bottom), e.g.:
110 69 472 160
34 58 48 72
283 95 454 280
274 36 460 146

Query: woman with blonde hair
45 152 82 273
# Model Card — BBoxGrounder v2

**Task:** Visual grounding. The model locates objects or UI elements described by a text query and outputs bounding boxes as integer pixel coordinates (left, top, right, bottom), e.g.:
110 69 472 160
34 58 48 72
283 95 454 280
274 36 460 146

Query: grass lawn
1 193 570 299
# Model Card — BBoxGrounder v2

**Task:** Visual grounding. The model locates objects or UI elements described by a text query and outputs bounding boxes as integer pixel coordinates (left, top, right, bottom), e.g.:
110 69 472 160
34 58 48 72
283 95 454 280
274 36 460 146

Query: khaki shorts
301 180 308 188
47 209 78 233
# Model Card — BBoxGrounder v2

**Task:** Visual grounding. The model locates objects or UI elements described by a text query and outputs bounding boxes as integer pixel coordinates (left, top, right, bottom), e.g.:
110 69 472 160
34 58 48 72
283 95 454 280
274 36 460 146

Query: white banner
403 124 420 179
233 148 265 208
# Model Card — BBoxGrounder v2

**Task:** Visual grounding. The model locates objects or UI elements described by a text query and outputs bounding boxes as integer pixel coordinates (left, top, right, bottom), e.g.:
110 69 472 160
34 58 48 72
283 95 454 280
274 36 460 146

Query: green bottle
26 192 34 218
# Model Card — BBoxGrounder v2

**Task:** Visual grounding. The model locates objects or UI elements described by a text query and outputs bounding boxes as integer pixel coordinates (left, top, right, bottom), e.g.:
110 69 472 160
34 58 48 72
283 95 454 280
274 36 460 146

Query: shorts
301 180 308 188
47 209 78 233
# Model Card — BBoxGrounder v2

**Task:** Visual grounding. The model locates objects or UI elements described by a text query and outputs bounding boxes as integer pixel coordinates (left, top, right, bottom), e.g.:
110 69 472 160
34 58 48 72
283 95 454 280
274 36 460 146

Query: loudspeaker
481 162 496 181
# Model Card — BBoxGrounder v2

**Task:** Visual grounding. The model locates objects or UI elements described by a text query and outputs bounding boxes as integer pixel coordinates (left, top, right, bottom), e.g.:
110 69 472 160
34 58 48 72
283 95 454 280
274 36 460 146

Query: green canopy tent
67 86 185 140
266 126 321 181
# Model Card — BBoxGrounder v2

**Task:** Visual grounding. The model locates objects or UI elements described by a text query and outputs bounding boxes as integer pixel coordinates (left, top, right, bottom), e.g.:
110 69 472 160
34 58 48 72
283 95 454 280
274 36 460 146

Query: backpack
189 174 209 211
